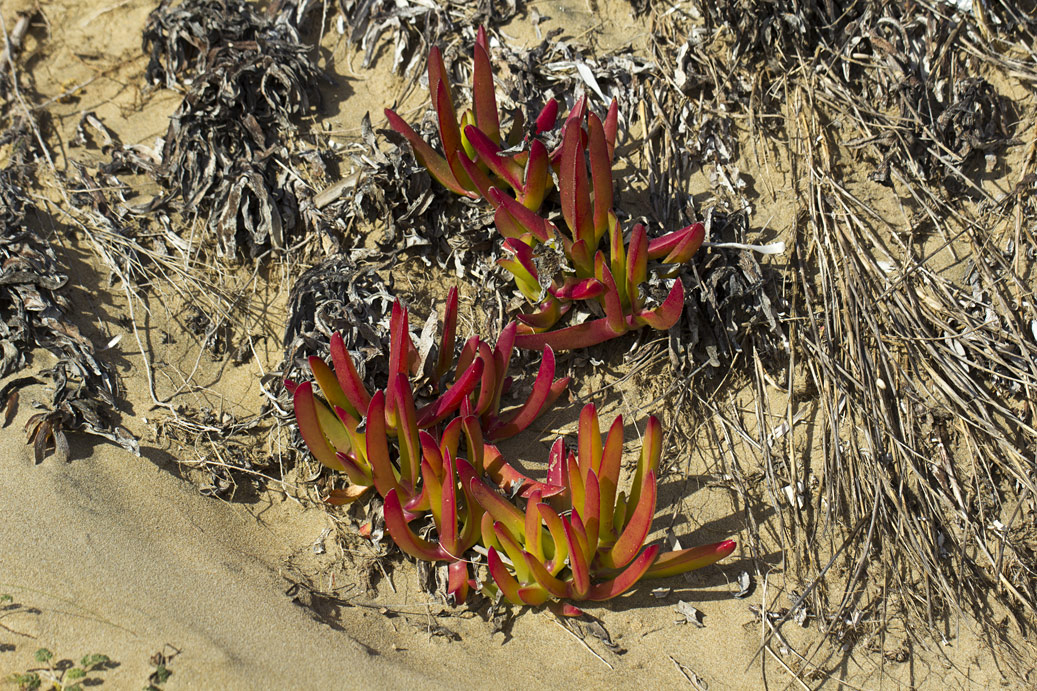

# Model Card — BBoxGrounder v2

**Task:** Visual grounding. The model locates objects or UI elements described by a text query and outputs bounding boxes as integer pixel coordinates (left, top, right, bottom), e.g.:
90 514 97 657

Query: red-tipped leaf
330 332 371 414
385 108 469 196
563 517 591 599
487 345 563 439
604 471 657 569
644 539 737 579
365 391 402 499
447 560 470 604
586 544 660 601
635 279 684 330
469 475 525 537
292 382 345 471
472 33 500 144
384 489 447 561
586 112 613 242
535 99 559 134
416 357 483 428
488 547 523 604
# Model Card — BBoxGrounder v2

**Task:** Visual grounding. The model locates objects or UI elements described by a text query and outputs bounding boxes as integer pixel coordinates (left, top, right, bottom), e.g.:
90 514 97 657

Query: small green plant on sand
6 648 113 691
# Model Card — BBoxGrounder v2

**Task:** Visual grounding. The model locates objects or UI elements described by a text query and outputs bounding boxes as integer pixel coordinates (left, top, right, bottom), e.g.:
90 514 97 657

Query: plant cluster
289 29 735 613
6 648 113 691
386 27 706 351
289 290 735 610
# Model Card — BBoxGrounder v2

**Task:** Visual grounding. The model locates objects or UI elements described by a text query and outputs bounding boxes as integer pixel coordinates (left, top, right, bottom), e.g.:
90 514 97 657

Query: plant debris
144 0 324 257
0 167 136 462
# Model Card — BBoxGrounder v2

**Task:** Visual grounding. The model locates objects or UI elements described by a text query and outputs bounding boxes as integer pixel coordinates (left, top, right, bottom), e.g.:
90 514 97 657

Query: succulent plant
379 402 735 609
285 289 569 504
471 403 735 607
384 26 558 210
384 29 708 351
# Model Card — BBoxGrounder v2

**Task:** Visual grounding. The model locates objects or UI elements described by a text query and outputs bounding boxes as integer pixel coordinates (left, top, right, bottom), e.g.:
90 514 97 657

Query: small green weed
5 648 114 690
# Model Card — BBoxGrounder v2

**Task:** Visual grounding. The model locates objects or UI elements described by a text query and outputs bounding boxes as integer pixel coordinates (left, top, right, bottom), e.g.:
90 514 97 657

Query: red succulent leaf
472 28 500 144
626 224 648 311
488 547 523 604
435 287 458 382
307 356 350 416
630 415 661 510
535 99 559 134
434 80 479 193
546 438 567 489
596 254 628 335
662 222 706 264
514 315 629 351
447 560 470 605
514 298 565 332
603 99 619 160
488 345 566 439
520 138 551 211
330 332 372 414
586 112 613 243
568 238 593 276
524 489 545 562
416 356 484 428
644 539 737 579
551 96 587 165
581 469 601 558
604 470 657 569
427 46 454 117
577 403 602 481
646 222 706 262
552 277 604 302
456 149 495 200
464 125 522 189
334 450 373 487
567 447 585 518
494 521 531 583
455 336 478 379
559 117 593 245
365 390 402 499
537 503 570 575
439 450 460 556
292 382 345 471
517 585 552 606
453 415 483 477
384 488 448 561
454 457 484 549
491 321 516 412
634 279 684 331
563 517 591 599
385 300 410 417
407 458 437 516
523 551 570 599
482 444 566 499
598 415 624 545
391 374 421 489
586 544 660 601
491 189 553 243
468 474 525 538
473 340 497 416
384 108 470 196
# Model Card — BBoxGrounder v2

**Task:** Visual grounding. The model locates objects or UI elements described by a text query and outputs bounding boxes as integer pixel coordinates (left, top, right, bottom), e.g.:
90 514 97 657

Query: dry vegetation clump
639 0 1037 672
143 0 325 257
0 116 137 462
